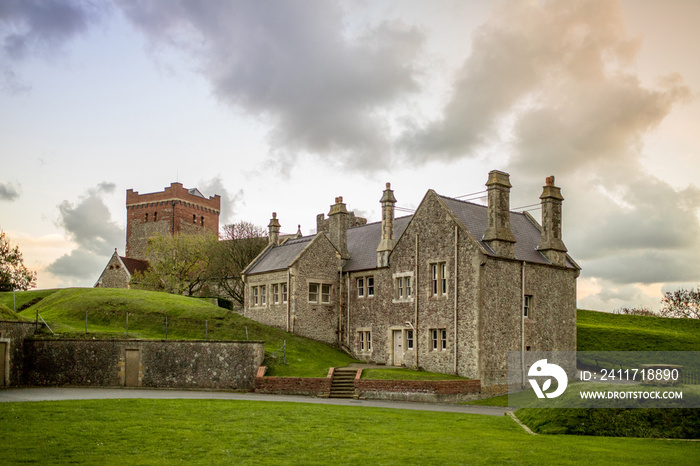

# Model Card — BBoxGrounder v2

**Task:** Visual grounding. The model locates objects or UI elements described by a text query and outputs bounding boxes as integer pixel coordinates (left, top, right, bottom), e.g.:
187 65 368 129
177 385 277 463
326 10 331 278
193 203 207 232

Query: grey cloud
399 0 641 160
196 176 241 225
47 249 106 280
47 183 124 279
116 0 424 171
0 181 21 201
0 0 108 92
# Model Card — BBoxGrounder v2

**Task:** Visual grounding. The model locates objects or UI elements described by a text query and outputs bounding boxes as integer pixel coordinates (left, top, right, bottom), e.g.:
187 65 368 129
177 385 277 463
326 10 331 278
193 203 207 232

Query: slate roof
438 195 577 268
245 236 315 275
343 216 411 272
244 191 577 276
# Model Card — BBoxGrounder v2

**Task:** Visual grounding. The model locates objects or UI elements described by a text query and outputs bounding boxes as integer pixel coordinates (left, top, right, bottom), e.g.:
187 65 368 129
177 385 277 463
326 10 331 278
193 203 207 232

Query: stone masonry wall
95 253 130 288
0 320 38 387
245 270 289 332
288 235 341 345
345 192 483 380
24 339 264 390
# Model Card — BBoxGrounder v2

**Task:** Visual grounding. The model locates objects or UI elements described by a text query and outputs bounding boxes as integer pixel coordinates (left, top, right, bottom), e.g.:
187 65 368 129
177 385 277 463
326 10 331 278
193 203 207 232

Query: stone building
94 249 150 288
96 182 221 289
242 170 580 385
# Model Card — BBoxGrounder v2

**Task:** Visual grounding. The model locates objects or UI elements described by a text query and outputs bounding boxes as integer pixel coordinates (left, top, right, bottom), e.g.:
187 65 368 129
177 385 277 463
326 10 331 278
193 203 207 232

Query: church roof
120 256 150 276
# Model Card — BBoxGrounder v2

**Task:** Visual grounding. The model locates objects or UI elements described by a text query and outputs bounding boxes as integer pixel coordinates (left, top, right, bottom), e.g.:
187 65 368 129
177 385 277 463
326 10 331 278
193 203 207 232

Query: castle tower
125 182 221 259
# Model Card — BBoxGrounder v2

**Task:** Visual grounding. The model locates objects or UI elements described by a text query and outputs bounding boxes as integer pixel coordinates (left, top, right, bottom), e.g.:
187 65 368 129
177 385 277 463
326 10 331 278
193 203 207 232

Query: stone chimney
268 212 280 246
376 182 397 267
538 176 567 266
328 196 349 259
483 170 516 258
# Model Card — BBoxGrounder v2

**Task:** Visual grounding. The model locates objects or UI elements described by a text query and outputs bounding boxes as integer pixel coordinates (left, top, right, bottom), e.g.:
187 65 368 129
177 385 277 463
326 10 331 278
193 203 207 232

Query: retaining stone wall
24 339 264 390
254 366 332 396
0 320 38 387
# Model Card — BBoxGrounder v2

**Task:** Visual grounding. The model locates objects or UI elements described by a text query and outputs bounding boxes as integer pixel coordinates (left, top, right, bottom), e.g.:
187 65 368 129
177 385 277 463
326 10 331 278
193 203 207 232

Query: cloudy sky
1 0 699 312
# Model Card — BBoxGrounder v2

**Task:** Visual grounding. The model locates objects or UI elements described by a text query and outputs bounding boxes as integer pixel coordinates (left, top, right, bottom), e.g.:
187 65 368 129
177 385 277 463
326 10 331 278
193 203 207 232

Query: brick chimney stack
328 196 350 259
483 170 516 258
268 212 280 246
376 182 397 267
538 176 567 266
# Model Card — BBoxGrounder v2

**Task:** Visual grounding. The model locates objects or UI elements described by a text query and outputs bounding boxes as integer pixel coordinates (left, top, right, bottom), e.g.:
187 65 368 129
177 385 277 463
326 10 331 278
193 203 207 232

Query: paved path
0 387 515 416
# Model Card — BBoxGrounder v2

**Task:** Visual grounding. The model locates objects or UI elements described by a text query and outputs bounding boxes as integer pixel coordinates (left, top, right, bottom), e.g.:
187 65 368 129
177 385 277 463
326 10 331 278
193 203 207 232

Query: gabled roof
244 235 316 275
120 256 150 276
343 216 411 272
437 194 577 268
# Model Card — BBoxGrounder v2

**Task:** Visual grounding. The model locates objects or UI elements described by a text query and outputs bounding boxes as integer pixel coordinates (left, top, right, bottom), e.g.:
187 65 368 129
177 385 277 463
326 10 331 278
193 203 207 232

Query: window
273 284 279 304
309 283 319 303
201 216 205 227
524 295 533 318
430 262 447 296
406 330 414 350
321 284 331 304
145 213 148 222
430 328 447 351
260 285 266 305
253 286 259 306
357 275 374 298
193 214 196 224
395 275 413 300
358 330 372 352
282 283 288 303
154 211 157 222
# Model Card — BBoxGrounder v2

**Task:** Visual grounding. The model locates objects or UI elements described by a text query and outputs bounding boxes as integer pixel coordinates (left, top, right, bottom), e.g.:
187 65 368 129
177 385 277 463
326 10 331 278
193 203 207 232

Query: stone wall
0 320 38 387
95 253 130 288
245 270 289 331
24 339 264 390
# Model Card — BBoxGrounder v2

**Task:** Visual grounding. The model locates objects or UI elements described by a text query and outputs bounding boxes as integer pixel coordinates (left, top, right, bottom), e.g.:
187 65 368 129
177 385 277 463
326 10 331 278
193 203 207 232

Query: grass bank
1 399 697 465
1 288 355 377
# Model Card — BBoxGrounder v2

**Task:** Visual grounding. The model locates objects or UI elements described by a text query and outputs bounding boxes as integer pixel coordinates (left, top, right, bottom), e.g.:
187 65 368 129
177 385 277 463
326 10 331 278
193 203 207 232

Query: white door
393 330 403 366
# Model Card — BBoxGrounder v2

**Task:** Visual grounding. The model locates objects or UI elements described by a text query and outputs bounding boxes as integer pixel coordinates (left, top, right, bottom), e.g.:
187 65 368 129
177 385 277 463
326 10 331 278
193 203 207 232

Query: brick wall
24 339 264 390
126 183 221 259
254 366 332 396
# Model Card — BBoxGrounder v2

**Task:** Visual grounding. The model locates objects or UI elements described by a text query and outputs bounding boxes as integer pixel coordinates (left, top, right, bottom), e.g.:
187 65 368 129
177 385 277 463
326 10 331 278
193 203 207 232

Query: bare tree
659 286 700 319
212 221 268 306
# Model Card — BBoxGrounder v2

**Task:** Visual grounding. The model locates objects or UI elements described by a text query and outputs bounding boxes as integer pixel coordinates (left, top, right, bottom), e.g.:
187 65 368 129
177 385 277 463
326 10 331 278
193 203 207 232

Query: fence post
165 316 168 340
205 320 208 340
283 339 287 365
85 310 88 334
126 312 129 336
246 325 249 341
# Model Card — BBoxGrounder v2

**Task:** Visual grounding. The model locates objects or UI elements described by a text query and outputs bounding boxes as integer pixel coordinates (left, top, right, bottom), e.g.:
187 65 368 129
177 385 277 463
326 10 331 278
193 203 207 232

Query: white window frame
358 329 372 353
430 328 447 351
430 262 447 297
367 276 374 297
253 286 259 306
393 272 414 303
282 283 288 303
406 330 414 350
260 285 266 306
273 284 279 304
524 294 533 318
357 277 365 298
308 283 319 303
321 283 331 304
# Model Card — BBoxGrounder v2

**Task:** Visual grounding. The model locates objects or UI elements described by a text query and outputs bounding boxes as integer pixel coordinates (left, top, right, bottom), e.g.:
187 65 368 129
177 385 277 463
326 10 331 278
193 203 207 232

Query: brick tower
125 182 221 259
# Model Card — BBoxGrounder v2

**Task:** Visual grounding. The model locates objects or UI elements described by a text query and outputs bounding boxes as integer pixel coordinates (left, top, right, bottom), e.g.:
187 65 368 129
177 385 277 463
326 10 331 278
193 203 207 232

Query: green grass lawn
1 399 697 465
1 288 355 377
577 309 700 352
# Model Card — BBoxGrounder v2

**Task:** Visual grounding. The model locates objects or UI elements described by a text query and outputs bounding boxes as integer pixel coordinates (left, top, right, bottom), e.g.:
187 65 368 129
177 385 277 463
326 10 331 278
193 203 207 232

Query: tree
133 232 219 296
211 221 268 306
0 230 37 292
659 286 700 319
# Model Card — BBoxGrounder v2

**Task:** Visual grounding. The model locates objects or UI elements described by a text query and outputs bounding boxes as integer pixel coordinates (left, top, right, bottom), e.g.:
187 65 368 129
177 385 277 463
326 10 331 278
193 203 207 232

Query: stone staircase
329 367 358 399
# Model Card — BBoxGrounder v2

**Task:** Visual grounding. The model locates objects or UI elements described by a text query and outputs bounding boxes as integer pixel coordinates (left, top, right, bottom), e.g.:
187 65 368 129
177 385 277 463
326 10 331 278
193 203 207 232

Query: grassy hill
517 309 700 439
577 309 700 351
0 288 354 377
